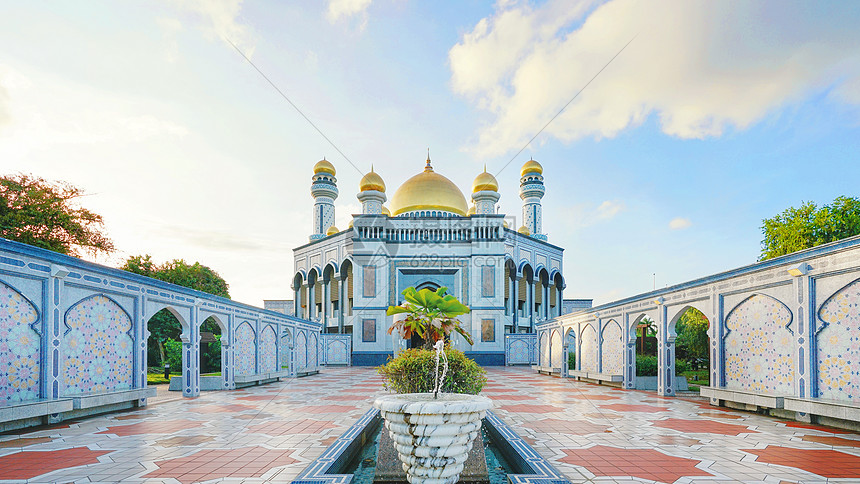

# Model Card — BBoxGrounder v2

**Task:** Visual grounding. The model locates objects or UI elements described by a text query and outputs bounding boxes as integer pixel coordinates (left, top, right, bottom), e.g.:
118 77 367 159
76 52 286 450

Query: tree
0 174 114 256
121 255 230 368
760 196 860 261
675 308 709 365
386 286 473 350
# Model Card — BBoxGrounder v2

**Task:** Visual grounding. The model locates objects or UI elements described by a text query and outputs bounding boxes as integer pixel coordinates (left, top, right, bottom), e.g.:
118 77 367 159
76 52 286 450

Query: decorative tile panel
260 325 277 373
817 278 860 402
0 282 40 401
295 331 308 369
580 324 598 372
601 320 623 375
62 295 132 395
539 332 549 367
724 294 793 395
550 330 563 368
280 328 292 370
309 333 319 368
234 322 256 376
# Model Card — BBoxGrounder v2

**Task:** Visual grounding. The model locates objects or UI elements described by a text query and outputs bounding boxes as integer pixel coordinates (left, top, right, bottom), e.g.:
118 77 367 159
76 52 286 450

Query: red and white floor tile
0 367 858 483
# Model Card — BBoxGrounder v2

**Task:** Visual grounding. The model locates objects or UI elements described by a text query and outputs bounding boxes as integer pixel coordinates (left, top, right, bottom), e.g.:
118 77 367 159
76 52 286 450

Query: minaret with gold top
357 166 387 215
310 158 338 241
471 165 500 215
519 158 546 241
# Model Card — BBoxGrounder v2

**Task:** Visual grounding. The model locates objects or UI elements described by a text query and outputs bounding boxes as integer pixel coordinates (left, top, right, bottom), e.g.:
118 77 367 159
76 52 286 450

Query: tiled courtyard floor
1 366 860 483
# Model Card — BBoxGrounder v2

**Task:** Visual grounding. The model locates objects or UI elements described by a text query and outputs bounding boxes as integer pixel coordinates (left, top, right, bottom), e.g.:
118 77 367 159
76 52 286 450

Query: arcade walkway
1 367 859 483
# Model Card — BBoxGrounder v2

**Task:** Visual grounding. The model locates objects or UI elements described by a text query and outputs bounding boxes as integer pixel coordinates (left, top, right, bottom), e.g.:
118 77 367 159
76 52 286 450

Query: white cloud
0 82 9 129
166 0 255 52
669 217 692 230
0 64 188 160
595 199 624 220
449 0 860 157
326 0 372 30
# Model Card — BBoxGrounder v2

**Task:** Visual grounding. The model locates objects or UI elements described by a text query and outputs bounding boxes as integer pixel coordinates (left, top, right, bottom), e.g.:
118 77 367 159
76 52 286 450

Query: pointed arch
295 331 308 369
280 326 292 371
816 277 860 401
724 294 793 395
0 280 40 401
62 294 133 395
234 321 256 376
309 332 319 367
550 329 563 368
580 323 598 372
601 319 623 374
260 324 277 373
539 331 549 367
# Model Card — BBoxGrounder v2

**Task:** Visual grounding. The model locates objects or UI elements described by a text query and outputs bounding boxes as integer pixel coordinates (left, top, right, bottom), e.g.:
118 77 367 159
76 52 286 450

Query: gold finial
483 163 487 173
425 148 433 172
371 163 374 172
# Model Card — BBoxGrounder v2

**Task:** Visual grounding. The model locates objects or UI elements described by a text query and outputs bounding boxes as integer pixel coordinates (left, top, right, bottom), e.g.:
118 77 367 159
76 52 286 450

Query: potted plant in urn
374 287 491 484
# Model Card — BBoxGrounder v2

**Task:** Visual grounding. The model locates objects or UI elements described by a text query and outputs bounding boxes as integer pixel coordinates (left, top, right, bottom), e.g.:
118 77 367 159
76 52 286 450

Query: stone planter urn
374 393 492 484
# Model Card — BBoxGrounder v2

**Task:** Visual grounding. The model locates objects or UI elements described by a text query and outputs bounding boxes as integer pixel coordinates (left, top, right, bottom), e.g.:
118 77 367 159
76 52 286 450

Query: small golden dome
314 158 336 176
326 225 339 236
389 156 469 216
518 225 530 235
359 168 385 192
381 205 391 216
503 220 509 228
467 205 476 216
520 158 542 177
348 219 354 229
472 167 498 193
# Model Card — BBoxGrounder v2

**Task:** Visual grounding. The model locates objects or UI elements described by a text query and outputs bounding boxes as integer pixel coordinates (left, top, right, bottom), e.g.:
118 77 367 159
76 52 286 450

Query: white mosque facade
289 156 567 365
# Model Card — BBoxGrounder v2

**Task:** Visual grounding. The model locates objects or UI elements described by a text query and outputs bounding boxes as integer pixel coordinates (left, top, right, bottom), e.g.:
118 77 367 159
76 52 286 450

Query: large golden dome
520 158 542 177
314 158 336 176
389 158 468 217
359 168 385 192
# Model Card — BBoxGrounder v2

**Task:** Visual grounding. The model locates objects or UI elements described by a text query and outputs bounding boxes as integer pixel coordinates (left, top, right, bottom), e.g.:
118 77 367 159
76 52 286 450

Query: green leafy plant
568 352 576 370
377 348 487 394
386 286 472 349
636 354 658 376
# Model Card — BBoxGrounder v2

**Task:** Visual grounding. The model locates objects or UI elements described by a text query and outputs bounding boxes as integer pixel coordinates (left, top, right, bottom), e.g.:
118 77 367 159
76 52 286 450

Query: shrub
377 348 487 395
636 355 658 376
164 338 183 372
674 358 689 374
568 352 576 370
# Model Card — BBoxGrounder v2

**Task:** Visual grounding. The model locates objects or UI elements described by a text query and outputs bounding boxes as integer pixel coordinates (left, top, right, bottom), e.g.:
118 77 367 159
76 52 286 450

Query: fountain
374 340 492 484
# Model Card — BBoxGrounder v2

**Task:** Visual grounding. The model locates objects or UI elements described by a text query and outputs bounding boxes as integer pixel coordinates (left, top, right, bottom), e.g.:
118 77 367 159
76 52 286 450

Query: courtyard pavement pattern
1 367 859 483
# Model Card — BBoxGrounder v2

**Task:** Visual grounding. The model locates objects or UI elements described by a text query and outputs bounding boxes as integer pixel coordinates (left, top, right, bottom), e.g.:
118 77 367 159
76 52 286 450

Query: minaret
471 165 500 214
310 158 338 241
519 158 546 241
357 166 387 214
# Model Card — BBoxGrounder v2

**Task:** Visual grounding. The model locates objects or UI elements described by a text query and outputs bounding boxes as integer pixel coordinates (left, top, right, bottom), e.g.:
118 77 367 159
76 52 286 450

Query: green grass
147 373 176 385
681 369 709 392
202 372 221 376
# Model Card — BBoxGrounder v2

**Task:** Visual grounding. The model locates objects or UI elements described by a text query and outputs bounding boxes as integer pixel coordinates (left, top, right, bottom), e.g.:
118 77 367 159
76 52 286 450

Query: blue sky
1 1 859 305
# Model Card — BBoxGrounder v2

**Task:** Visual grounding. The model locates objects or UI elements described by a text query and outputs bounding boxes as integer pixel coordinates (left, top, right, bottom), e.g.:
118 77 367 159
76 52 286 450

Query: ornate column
511 276 520 333
338 275 346 333
45 265 69 415
182 305 200 398
223 313 235 390
656 301 675 397
623 312 636 389
596 317 604 373
791 265 815 405
708 292 723 404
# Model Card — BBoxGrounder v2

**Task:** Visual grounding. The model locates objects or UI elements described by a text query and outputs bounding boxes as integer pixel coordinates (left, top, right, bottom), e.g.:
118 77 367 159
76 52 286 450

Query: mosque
288 155 575 365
